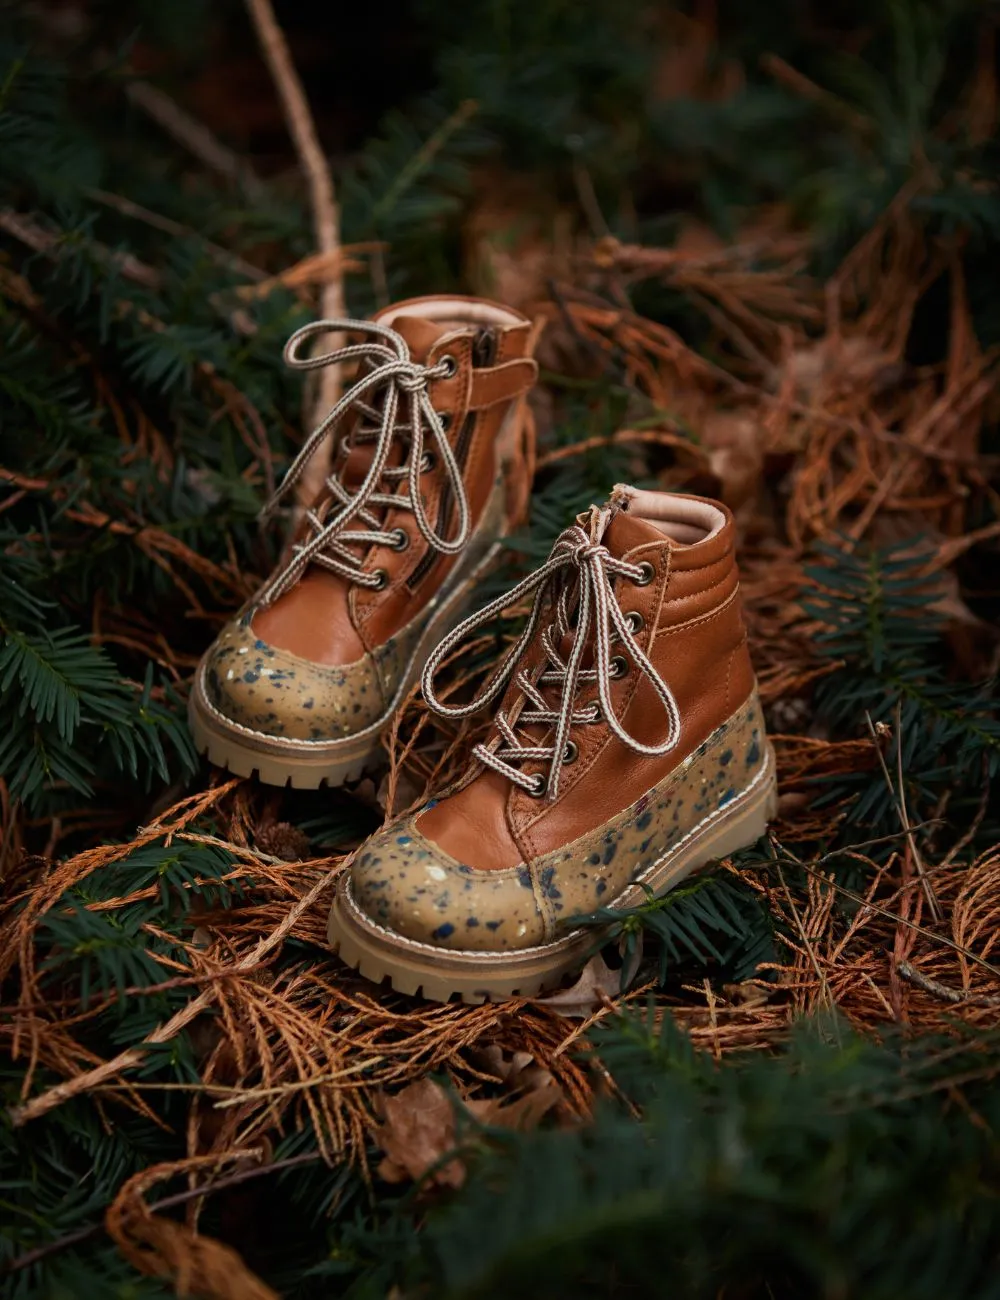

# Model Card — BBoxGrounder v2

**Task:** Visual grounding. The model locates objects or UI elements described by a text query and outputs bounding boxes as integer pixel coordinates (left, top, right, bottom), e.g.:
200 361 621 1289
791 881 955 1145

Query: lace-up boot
189 296 540 786
328 486 777 1001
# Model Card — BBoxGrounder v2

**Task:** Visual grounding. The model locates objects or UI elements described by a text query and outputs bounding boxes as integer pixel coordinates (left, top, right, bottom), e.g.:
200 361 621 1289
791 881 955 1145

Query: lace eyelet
437 411 452 432
527 773 546 797
610 655 628 680
390 528 410 552
586 701 603 723
563 740 579 765
438 354 458 378
625 610 645 634
420 450 436 473
633 561 655 587
371 568 388 591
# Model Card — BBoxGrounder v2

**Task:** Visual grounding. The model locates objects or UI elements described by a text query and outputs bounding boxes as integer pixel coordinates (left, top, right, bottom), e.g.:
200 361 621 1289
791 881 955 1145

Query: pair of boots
189 295 776 1003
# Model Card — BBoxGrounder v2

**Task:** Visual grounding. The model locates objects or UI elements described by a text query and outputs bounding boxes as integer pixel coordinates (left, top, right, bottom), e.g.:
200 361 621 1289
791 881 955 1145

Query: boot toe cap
349 811 545 951
199 616 385 742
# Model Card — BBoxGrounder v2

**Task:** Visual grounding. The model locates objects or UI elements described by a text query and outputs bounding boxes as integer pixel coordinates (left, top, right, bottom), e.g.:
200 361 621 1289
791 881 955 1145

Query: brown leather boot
189 296 540 787
327 485 777 1002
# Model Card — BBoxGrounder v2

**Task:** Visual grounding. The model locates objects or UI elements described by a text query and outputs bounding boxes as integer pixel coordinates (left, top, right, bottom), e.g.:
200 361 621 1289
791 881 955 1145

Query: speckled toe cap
200 614 391 742
351 812 548 950
349 691 768 953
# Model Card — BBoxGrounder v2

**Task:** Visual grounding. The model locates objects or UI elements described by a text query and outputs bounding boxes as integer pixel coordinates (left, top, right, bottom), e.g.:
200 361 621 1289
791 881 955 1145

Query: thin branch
897 959 1000 1007
84 188 267 282
372 98 477 224
864 709 943 923
244 0 345 512
0 209 160 291
125 80 265 199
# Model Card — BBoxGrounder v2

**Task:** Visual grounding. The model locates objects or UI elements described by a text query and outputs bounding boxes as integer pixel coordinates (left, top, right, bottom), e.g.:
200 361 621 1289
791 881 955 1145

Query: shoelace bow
422 521 681 801
258 319 470 605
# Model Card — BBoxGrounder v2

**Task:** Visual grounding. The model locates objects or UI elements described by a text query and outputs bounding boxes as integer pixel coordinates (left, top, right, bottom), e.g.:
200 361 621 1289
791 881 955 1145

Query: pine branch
0 208 161 291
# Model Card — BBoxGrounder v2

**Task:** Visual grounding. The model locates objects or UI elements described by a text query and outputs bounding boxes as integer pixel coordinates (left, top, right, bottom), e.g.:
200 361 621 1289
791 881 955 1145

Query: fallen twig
897 960 1000 1007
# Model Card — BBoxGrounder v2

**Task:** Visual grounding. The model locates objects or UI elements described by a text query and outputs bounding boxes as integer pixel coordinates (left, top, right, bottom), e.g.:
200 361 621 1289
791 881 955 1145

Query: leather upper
254 297 539 668
418 491 755 868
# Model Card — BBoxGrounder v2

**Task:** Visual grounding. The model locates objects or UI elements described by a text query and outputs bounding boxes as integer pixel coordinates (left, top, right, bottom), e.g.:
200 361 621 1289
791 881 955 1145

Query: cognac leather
417 490 755 869
254 296 539 667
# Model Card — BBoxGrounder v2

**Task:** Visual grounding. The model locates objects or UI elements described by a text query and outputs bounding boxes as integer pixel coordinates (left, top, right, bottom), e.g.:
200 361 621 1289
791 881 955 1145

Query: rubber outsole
187 533 505 790
326 743 779 1004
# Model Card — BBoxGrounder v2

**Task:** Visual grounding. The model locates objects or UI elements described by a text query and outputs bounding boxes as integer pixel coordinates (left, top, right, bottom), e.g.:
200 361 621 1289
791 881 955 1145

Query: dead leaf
350 776 381 807
471 1044 536 1084
470 1045 559 1103
534 953 621 1019
376 767 425 818
374 1079 465 1188
466 1081 561 1132
701 410 765 510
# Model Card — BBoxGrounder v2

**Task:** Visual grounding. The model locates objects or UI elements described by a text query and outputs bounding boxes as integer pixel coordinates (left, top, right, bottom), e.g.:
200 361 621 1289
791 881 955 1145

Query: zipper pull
472 327 497 368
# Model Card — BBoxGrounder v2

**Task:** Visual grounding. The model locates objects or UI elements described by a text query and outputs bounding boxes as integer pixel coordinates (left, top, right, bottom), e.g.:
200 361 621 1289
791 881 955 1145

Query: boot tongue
601 508 667 557
584 496 668 558
505 497 665 756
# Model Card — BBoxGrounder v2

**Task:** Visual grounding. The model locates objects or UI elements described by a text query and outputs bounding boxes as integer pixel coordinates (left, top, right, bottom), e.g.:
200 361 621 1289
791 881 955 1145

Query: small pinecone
255 822 312 862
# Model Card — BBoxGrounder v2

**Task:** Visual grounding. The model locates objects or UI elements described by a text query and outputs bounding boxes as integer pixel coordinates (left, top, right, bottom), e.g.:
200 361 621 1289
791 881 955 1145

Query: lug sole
327 742 778 1003
188 535 504 790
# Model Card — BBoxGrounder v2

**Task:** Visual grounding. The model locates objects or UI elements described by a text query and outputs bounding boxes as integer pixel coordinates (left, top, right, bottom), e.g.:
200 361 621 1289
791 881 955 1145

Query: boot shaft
421 487 755 866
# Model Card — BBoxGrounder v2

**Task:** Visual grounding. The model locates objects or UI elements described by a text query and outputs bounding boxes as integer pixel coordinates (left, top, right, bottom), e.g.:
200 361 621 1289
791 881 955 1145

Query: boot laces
258 319 469 605
422 520 681 801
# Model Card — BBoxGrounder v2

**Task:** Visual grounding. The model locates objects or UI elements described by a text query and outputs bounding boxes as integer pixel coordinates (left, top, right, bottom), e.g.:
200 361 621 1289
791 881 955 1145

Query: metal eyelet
437 411 452 432
438 354 458 378
610 655 628 680
625 610 644 634
586 701 603 723
371 568 388 591
420 450 436 473
527 773 546 797
563 740 579 765
390 528 410 552
633 561 655 587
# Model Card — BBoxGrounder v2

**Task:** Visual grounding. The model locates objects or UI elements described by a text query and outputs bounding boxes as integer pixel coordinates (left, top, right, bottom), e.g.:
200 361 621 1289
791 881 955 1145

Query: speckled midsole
327 741 777 1002
188 518 506 786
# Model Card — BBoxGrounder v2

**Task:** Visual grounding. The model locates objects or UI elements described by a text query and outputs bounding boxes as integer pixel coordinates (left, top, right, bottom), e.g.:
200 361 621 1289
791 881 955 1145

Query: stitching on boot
652 586 739 638
660 570 736 605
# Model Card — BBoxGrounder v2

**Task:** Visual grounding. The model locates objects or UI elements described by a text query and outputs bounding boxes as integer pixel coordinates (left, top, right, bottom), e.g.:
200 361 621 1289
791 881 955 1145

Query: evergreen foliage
804 540 1000 840
379 1014 1000 1300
